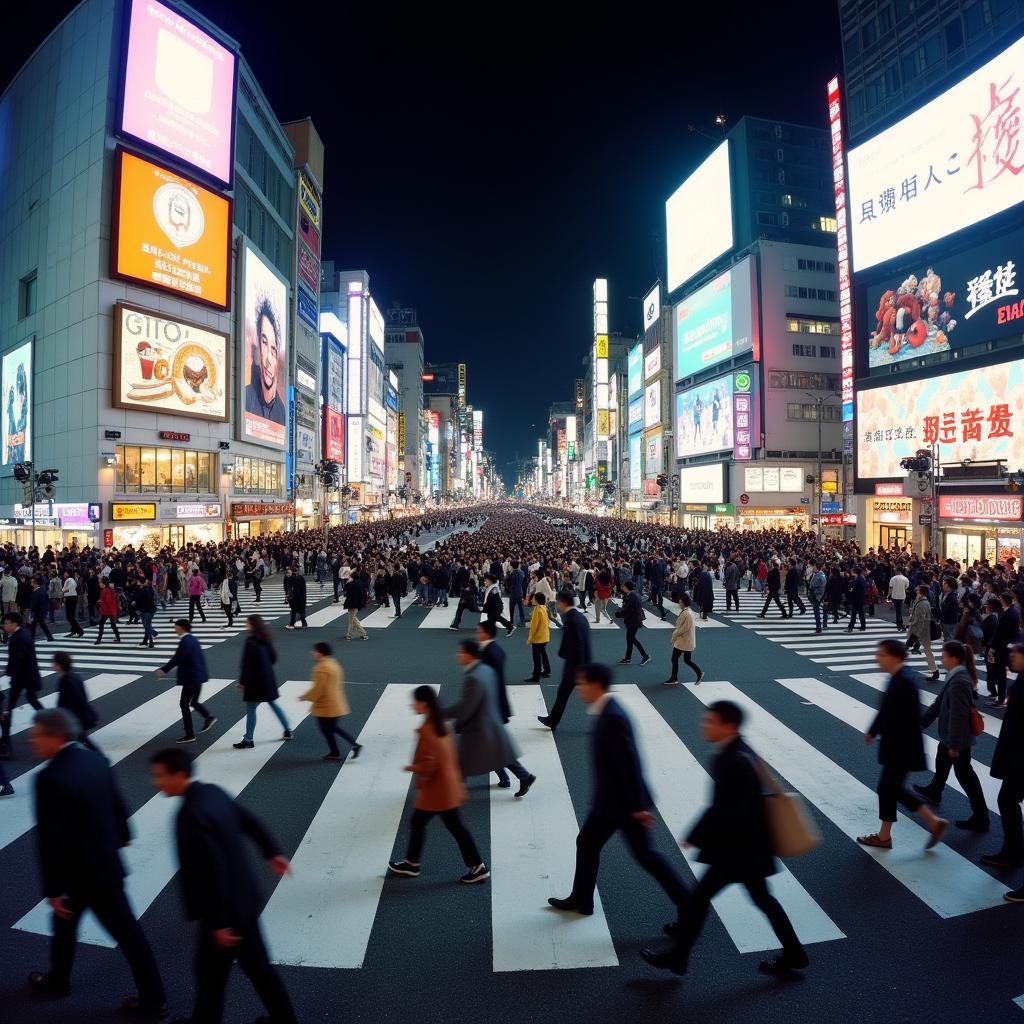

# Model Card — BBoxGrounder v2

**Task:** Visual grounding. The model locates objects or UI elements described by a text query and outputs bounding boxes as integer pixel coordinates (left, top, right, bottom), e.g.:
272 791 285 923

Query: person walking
538 592 592 732
912 641 989 832
302 642 361 761
482 573 515 637
548 662 689 917
0 612 43 756
907 584 940 681
640 699 808 977
52 652 99 749
284 567 307 630
135 576 157 648
856 638 949 851
388 564 406 619
847 567 868 632
232 616 292 749
664 592 703 686
525 592 552 681
219 574 234 629
987 590 1020 707
723 557 740 613
784 559 806 617
388 685 489 884
507 560 527 626
148 747 297 1024
29 576 54 642
94 578 121 645
593 568 613 624
156 619 216 744
61 571 84 638
938 577 960 642
27 709 167 1017
186 568 208 624
615 579 650 666
693 562 714 621
343 574 368 640
888 566 910 631
757 560 788 619
825 566 845 625
808 561 827 634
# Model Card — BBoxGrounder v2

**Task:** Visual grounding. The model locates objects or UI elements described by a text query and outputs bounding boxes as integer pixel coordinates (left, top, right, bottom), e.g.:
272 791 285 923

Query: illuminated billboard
644 380 661 430
111 149 231 310
675 373 733 458
629 433 642 490
673 256 756 380
323 408 344 462
856 357 1024 478
847 35 1024 273
628 343 643 399
679 463 725 504
113 303 228 421
666 140 733 292
645 429 664 476
117 0 238 189
642 283 661 333
2 340 32 467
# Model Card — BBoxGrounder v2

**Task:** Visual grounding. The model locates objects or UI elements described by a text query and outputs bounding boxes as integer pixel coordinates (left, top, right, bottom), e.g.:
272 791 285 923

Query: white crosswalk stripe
6 673 140 736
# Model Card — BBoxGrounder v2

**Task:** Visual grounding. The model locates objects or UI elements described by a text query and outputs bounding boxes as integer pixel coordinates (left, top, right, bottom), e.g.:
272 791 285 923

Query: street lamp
806 391 840 538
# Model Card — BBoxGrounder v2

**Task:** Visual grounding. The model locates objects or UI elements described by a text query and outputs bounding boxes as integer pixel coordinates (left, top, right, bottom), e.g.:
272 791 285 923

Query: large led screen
629 433 642 491
673 256 756 380
675 374 733 458
2 340 32 467
847 34 1024 274
239 243 289 449
118 0 238 189
644 380 661 430
679 463 725 504
111 149 231 310
856 358 1024 478
627 343 643 398
666 140 733 292
114 303 228 421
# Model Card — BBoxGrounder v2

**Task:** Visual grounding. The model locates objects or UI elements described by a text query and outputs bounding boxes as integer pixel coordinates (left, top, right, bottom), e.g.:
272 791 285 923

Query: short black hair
3 612 21 625
578 662 613 690
313 641 332 656
707 700 743 727
459 639 481 658
478 620 497 638
877 638 907 660
533 592 546 605
51 651 72 672
149 747 194 776
174 618 192 631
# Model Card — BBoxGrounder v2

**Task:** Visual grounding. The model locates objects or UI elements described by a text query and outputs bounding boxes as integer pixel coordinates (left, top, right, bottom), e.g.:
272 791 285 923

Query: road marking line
305 604 348 628
8 673 140 737
418 604 457 628
359 606 401 628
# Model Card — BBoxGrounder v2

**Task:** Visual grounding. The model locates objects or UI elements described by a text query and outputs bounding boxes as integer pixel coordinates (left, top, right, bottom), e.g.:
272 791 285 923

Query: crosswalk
2 670 1014 973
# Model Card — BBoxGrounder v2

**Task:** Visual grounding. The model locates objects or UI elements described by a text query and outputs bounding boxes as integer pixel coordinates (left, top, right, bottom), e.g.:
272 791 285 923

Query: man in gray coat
446 640 533 795
723 558 741 612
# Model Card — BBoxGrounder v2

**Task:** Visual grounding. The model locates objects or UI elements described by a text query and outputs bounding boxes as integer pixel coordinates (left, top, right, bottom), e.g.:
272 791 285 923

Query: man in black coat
694 563 715 621
641 699 807 976
757 561 788 619
0 611 43 754
388 565 407 618
284 567 307 629
156 620 216 743
784 559 806 617
506 561 526 626
149 747 297 1024
27 709 167 1016
482 573 515 636
987 591 1020 706
549 663 688 917
538 592 592 732
29 576 54 641
847 567 869 632
615 580 650 666
51 651 99 746
343 575 368 640
856 638 948 850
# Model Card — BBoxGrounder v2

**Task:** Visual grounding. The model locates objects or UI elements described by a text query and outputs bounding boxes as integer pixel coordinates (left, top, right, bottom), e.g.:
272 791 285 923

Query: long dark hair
247 614 272 646
943 639 978 688
413 684 446 737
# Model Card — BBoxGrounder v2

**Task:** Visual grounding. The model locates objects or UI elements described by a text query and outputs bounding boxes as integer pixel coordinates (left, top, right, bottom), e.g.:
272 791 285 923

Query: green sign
734 370 752 393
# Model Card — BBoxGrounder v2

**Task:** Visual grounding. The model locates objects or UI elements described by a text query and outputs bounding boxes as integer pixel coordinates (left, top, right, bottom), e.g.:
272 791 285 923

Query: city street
1 567 1021 1024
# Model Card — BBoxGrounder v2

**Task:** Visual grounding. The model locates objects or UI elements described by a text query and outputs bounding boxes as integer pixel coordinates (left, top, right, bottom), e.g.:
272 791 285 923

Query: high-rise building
384 305 425 503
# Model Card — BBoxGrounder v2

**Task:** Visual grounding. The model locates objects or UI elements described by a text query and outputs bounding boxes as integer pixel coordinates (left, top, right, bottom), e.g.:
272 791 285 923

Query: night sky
4 1 843 485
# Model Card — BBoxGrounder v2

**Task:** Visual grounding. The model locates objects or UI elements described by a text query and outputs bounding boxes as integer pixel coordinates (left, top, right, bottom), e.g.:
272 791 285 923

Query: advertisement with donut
113 303 228 421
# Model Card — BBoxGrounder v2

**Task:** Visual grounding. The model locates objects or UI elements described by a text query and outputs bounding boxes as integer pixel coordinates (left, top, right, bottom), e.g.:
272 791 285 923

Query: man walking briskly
847 567 868 632
149 747 297 1024
482 573 515 637
538 591 592 732
757 560 788 619
723 557 740 613
0 611 43 756
808 561 827 634
284 567 307 630
784 558 806 617
343 574 368 640
640 700 808 977
29 576 54 642
548 663 688 918
615 580 650 667
156 619 216 744
27 709 167 1017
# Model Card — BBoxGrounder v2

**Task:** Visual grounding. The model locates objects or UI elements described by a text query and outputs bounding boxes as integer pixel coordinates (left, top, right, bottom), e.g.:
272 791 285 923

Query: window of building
963 2 990 35
116 446 219 494
820 344 837 359
862 18 878 46
232 456 284 495
787 402 840 421
818 215 837 232
18 272 37 320
769 370 841 390
792 343 817 358
757 211 778 226
923 32 942 67
878 3 894 31
787 317 839 334
781 193 793 206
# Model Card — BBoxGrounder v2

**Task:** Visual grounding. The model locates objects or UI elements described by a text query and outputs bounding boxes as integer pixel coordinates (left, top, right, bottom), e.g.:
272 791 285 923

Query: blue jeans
810 599 823 631
416 583 429 603
436 588 448 605
141 611 155 642
244 700 291 742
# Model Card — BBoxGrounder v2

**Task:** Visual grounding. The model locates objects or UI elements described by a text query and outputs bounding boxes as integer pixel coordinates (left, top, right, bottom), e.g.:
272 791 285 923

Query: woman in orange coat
388 685 489 884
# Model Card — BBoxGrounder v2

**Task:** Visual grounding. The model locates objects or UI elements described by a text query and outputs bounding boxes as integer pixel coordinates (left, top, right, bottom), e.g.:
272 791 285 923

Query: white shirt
62 577 77 597
889 574 910 600
587 691 614 716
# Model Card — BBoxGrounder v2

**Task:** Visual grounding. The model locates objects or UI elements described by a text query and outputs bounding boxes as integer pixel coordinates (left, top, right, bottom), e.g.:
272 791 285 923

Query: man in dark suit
284 567 307 629
784 559 806 617
507 561 527 626
847 567 868 632
987 591 1020 706
615 580 650 666
388 564 407 618
856 638 948 850
641 699 808 976
0 611 43 755
538 592 592 732
149 746 297 1024
27 709 167 1016
694 562 715 621
548 663 688 917
29 576 54 641
51 651 99 750
156 619 216 744
983 643 1024 878
482 573 515 636
757 561 788 619
647 555 667 619
343 575 368 640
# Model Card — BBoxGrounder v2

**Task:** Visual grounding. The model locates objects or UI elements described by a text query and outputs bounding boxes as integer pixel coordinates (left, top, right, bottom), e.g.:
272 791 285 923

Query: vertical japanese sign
732 368 753 461
828 76 855 422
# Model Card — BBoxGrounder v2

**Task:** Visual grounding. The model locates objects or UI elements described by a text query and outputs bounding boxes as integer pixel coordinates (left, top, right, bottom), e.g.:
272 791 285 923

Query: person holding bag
641 699 808 977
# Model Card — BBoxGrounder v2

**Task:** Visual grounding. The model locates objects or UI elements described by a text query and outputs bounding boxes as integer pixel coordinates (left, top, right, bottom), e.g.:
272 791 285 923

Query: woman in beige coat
302 641 362 761
664 593 703 686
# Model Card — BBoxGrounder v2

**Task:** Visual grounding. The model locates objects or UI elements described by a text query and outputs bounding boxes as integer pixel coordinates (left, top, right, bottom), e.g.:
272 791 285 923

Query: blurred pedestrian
302 642 360 761
232 616 291 749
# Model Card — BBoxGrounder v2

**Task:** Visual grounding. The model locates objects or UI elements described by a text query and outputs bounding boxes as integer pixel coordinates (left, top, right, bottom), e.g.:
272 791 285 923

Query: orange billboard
111 148 232 311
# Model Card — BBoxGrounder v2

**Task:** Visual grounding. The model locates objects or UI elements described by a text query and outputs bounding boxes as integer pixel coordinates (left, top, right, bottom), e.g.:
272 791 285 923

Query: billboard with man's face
239 242 288 449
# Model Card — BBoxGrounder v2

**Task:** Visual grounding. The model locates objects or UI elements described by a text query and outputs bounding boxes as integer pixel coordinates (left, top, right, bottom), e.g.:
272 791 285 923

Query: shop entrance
165 525 186 550
687 514 710 530
879 526 909 551
235 521 252 539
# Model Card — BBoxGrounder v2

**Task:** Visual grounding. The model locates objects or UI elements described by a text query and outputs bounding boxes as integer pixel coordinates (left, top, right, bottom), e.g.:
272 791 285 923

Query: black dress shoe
28 971 69 995
912 783 940 804
537 715 555 731
981 851 1024 867
758 951 809 973
639 949 687 975
956 817 990 832
122 996 170 1018
663 921 680 937
547 896 593 915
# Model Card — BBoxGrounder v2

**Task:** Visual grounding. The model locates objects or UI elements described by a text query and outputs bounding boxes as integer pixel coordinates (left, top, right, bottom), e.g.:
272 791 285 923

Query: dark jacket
557 607 592 667
389 570 407 597
482 585 504 619
288 574 307 609
764 566 782 596
480 640 512 723
56 671 98 731
694 570 714 610
993 606 1021 664
343 578 364 611
868 665 926 771
939 590 960 626
6 625 40 691
239 636 279 704
687 735 777 880
784 566 802 597
160 632 209 689
34 744 131 898
590 696 652 819
135 584 156 614
920 665 976 751
992 679 1024 782
615 590 646 629
28 585 49 621
174 781 281 931
507 568 525 600
848 574 868 609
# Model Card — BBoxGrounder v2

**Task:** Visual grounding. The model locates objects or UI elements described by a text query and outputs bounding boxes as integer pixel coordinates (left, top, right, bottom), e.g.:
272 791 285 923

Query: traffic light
13 463 29 483
656 473 668 491
37 468 59 500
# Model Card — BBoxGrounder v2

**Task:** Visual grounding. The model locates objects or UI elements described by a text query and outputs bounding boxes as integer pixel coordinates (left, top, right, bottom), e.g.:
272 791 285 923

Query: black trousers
625 626 648 661
1 683 43 739
760 593 786 617
877 764 922 822
669 648 701 681
188 595 207 622
725 588 739 611
495 760 531 785
193 923 296 1024
180 686 213 738
406 807 481 866
487 610 512 631
221 602 233 627
317 716 357 755
998 778 1024 856
892 598 905 629
570 811 689 911
848 605 867 630
546 664 579 728
927 746 988 820
252 578 262 601
30 616 54 641
391 593 402 617
509 597 526 625
64 597 83 635
530 643 551 679
667 864 803 968
786 592 806 615
51 883 165 1006
97 615 120 641
289 606 307 628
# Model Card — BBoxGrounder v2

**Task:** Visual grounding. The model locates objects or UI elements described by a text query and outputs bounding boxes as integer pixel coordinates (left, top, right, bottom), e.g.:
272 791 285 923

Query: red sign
937 494 1023 521
159 431 191 442
299 216 320 259
231 502 294 518
103 529 114 548
323 408 344 462
643 479 660 496
875 482 904 496
739 493 750 505
821 513 857 525
297 243 319 293
827 76 853 420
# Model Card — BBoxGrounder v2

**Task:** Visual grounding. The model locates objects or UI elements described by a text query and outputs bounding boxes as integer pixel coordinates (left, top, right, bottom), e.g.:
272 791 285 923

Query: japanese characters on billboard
673 256 756 380
645 429 664 476
111 149 231 310
2 340 32 467
666 140 733 292
856 357 1024 478
113 303 228 421
860 223 1024 369
117 0 238 189
323 408 344 462
239 242 289 450
847 34 1024 274
644 380 661 430
644 346 661 380
675 373 734 458
629 433 642 491
628 397 644 432
627 343 643 398
827 76 855 421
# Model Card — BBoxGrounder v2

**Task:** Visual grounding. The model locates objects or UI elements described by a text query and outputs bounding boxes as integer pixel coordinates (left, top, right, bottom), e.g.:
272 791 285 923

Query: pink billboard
118 0 237 189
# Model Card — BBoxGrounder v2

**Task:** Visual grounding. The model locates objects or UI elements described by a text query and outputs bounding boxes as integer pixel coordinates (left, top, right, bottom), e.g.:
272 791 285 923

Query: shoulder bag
751 757 822 858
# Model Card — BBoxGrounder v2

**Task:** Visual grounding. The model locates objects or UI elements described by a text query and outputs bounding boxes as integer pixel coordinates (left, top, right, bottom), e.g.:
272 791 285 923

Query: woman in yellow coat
524 592 552 681
302 641 362 761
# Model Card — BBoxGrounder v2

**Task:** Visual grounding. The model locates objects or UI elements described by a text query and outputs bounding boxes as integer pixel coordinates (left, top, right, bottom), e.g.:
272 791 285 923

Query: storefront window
234 458 245 490
124 446 140 488
140 447 156 492
184 451 197 490
197 452 211 493
258 461 266 492
116 446 218 495
231 455 285 495
172 449 184 491
156 448 172 491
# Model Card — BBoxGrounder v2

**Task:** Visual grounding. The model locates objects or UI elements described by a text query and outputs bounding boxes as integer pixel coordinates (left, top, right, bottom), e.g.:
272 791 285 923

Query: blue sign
297 284 318 330
821 501 842 513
